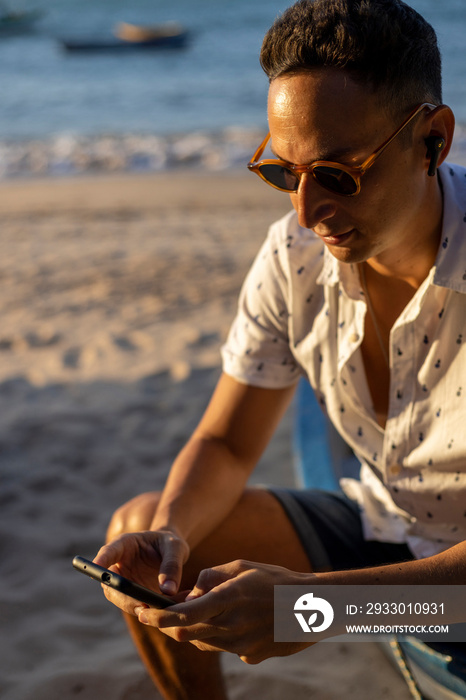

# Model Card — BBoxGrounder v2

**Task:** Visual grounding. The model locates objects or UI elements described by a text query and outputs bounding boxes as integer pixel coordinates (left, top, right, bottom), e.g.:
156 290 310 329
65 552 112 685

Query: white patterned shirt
222 162 466 559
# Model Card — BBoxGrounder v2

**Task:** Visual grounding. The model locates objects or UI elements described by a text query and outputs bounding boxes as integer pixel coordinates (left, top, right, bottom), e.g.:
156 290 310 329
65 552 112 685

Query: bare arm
142 539 466 663
95 372 296 596
315 538 466 585
151 373 295 548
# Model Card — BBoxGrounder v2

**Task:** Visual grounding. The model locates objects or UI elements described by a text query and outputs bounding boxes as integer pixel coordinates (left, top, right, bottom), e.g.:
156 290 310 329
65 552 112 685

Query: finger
158 537 189 596
186 560 251 599
180 564 238 602
101 582 149 616
134 605 149 618
239 653 264 665
156 621 224 643
93 537 128 569
165 628 249 656
190 639 227 653
188 636 246 654
138 589 226 631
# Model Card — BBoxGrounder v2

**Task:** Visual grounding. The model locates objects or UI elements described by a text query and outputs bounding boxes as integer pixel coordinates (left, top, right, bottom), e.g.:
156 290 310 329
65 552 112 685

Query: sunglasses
247 102 436 196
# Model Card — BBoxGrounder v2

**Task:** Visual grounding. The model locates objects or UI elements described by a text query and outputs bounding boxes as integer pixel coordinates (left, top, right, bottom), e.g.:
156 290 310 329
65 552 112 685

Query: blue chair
293 377 466 700
292 378 360 489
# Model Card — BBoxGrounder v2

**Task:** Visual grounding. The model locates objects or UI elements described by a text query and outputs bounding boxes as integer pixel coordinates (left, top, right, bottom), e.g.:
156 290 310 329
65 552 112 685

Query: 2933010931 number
366 602 445 615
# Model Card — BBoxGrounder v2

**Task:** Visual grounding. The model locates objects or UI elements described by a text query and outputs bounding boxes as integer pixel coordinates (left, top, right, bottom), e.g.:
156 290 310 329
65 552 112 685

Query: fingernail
161 580 177 596
135 608 149 624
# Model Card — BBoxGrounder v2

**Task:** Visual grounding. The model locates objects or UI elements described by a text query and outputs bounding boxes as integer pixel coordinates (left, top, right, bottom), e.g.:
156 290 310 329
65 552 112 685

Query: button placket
337 303 367 409
384 322 414 482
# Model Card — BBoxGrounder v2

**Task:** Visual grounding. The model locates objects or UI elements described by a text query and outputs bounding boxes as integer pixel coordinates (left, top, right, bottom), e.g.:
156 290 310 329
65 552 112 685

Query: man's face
267 69 432 266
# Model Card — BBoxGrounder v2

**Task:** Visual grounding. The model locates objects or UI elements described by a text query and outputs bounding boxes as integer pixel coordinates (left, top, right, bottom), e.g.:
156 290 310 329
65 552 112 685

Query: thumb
158 536 189 596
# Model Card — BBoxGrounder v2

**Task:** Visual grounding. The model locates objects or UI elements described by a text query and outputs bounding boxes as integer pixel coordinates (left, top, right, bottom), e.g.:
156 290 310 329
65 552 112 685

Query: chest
360 321 390 428
359 291 413 427
296 279 460 440
358 275 423 428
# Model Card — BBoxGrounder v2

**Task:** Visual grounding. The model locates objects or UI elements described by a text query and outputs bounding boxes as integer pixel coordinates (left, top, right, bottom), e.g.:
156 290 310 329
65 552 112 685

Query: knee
106 491 161 543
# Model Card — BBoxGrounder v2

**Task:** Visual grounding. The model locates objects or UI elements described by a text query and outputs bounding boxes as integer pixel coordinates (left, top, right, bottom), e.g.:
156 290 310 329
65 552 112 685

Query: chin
325 244 366 265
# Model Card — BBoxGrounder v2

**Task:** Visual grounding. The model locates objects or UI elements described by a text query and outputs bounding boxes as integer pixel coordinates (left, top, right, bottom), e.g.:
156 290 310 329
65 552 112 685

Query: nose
291 173 338 230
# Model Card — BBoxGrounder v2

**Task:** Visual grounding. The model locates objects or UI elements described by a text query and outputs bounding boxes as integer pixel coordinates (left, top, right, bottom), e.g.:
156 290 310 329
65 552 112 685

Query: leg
106 487 312 700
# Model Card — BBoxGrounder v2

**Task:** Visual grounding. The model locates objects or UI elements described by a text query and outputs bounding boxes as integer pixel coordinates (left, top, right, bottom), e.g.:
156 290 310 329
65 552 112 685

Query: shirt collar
316 248 361 298
433 162 466 293
316 247 339 286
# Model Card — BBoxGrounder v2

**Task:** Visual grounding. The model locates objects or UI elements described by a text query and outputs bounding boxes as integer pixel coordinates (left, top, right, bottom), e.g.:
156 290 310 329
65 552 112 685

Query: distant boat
60 21 189 52
0 7 44 35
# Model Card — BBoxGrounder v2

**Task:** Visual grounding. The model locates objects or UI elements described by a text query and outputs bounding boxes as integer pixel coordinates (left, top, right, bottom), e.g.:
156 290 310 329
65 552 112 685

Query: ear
423 105 455 176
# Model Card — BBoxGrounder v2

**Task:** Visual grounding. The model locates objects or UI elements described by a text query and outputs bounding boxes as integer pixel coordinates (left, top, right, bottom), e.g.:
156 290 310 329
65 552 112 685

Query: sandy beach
0 170 415 699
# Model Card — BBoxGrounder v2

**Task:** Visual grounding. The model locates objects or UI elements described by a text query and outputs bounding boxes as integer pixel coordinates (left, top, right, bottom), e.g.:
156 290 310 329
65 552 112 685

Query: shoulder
440 162 466 210
441 161 466 179
435 162 466 292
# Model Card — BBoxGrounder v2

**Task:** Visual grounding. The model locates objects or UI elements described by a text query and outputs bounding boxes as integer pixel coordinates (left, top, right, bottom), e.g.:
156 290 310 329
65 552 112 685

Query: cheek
361 168 414 224
370 149 424 214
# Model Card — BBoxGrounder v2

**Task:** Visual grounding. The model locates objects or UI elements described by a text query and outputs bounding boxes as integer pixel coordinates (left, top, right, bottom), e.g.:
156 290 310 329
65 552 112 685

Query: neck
366 177 443 289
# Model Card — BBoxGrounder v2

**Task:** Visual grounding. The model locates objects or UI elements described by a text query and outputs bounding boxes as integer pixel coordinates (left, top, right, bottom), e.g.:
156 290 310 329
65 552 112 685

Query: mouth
319 229 356 246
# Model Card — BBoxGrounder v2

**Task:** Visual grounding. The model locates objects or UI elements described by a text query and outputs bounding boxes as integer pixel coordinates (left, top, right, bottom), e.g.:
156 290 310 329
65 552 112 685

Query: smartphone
72 556 176 608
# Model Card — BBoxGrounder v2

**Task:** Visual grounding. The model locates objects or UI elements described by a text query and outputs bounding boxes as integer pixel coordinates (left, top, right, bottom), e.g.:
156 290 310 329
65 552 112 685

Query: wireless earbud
425 136 445 176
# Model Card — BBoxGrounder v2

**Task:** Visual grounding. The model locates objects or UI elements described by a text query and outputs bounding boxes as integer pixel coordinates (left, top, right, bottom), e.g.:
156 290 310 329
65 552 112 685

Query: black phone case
73 556 176 608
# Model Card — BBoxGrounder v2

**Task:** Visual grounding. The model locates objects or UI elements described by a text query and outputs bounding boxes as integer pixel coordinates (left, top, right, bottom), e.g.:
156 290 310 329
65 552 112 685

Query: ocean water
1 0 466 178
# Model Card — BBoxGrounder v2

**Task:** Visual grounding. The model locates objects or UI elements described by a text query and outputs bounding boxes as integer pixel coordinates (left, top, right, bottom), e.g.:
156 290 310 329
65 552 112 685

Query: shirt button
389 464 402 476
349 333 360 343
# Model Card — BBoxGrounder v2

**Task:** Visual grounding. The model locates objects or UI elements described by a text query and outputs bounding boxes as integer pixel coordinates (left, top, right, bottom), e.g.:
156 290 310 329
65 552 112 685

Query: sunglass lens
258 164 299 192
313 166 357 195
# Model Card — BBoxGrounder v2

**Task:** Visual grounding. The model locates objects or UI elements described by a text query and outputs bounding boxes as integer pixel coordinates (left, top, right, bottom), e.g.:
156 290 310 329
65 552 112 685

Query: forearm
151 434 252 549
312 539 466 585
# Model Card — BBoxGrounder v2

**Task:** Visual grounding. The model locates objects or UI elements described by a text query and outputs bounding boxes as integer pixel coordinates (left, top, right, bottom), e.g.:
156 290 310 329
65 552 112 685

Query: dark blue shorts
268 488 413 572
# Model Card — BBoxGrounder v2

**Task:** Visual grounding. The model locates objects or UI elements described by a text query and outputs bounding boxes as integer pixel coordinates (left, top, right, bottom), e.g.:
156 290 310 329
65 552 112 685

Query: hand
134 559 314 664
93 529 190 614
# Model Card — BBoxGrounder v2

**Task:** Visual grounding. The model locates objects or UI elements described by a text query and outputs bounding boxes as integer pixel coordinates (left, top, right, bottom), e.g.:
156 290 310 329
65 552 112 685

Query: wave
1 123 466 180
0 127 267 180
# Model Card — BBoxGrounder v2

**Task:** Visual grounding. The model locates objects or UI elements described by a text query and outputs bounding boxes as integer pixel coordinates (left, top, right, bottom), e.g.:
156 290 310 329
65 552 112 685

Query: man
94 1 465 698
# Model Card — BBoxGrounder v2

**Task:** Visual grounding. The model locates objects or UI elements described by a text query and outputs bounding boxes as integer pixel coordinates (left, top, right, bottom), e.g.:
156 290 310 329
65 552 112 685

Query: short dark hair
260 0 442 113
